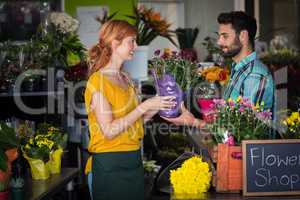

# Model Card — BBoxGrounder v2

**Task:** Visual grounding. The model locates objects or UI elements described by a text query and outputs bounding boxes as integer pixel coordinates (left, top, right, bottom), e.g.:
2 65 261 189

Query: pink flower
225 135 235 146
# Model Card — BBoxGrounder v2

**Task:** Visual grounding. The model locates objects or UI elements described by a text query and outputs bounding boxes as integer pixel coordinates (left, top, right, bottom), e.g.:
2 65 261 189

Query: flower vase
123 46 148 81
195 81 220 121
46 148 63 174
24 154 50 180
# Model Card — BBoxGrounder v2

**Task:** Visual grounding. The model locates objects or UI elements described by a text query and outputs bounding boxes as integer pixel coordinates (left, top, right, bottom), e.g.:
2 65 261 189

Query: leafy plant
10 177 24 189
176 28 199 49
0 122 19 172
126 4 176 46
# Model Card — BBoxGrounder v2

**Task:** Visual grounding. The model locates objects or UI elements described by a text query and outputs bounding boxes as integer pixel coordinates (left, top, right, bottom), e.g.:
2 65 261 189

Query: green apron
92 150 144 200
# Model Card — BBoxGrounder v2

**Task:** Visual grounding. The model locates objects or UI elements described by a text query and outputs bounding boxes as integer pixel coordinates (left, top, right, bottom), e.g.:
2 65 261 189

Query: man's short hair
217 11 257 48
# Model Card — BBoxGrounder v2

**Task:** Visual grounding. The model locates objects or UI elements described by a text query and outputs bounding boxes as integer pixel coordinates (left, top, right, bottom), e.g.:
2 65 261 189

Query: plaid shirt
223 52 274 111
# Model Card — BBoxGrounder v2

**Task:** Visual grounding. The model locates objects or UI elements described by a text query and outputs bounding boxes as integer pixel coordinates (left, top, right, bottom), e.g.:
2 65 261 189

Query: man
164 11 274 127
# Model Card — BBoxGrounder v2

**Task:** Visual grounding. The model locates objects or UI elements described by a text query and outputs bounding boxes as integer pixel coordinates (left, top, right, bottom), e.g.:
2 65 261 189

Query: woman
84 20 175 200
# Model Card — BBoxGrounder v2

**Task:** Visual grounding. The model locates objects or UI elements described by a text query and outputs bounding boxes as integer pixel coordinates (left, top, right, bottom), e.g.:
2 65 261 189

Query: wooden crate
216 143 242 192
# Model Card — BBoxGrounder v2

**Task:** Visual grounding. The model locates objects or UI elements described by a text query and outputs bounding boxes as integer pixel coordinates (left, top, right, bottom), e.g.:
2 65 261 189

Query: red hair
88 20 137 77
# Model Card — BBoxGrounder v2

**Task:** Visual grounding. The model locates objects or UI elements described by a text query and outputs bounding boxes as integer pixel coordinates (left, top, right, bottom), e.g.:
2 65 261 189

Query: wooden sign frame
242 139 300 196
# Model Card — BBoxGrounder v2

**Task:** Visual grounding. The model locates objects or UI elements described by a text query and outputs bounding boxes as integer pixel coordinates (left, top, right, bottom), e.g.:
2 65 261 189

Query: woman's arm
90 91 175 139
142 110 159 123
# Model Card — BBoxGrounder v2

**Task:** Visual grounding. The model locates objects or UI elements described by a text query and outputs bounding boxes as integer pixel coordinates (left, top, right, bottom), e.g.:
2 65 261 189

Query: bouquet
208 97 272 145
281 112 300 139
150 48 202 91
150 49 202 118
127 5 176 46
170 156 211 199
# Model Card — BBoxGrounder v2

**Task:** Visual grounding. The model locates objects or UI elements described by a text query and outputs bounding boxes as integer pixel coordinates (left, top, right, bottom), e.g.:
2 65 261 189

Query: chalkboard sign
242 140 300 196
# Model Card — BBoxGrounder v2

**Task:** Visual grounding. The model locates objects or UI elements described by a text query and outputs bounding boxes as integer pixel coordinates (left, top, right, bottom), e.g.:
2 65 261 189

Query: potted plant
21 123 67 179
175 27 199 62
207 97 272 192
280 111 300 139
0 122 19 200
149 48 203 117
9 177 24 200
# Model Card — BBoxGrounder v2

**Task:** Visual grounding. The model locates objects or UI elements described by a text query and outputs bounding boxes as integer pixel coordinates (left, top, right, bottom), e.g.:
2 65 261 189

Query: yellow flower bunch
282 112 300 138
170 156 211 199
198 66 229 85
23 134 56 162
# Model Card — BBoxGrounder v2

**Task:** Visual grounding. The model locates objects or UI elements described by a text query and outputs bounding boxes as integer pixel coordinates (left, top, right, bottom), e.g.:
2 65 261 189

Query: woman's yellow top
84 71 144 173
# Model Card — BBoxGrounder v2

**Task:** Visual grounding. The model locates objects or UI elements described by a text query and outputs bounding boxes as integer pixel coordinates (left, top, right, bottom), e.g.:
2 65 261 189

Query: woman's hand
139 95 176 113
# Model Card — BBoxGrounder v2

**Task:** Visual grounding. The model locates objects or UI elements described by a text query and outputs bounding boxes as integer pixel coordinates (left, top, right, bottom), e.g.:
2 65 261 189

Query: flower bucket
46 148 63 174
216 143 242 192
24 154 50 180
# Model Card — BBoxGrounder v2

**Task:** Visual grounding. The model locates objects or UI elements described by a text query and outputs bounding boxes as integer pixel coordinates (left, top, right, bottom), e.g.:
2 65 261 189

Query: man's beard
220 38 242 58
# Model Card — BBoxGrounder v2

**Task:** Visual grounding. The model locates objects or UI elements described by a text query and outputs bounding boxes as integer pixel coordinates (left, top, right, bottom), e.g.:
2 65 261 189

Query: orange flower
198 66 229 85
5 148 18 163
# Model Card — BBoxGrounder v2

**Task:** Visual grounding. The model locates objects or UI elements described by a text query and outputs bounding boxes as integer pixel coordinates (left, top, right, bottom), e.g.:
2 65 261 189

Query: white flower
49 12 79 33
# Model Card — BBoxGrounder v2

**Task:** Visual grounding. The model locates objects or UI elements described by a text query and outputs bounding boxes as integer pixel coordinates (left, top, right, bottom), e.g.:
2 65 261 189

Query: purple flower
154 49 161 56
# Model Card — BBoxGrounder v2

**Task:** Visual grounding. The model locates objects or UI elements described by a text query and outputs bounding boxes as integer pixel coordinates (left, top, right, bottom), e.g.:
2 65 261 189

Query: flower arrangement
127 5 176 46
197 66 229 85
49 12 79 34
35 12 86 69
150 48 202 91
281 112 300 139
208 97 272 145
170 156 211 199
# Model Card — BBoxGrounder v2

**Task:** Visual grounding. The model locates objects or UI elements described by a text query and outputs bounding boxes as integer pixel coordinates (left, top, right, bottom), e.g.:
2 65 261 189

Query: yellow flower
170 156 211 197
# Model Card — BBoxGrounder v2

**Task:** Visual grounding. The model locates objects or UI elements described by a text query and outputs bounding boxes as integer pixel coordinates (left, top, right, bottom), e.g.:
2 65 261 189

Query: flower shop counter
25 167 79 200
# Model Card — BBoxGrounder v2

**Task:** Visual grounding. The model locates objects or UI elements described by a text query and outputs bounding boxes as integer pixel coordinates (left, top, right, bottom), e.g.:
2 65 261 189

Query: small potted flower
21 123 67 179
281 111 300 139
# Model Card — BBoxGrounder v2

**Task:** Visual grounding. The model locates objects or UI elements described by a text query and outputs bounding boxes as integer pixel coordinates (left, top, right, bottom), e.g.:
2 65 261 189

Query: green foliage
33 23 86 69
0 122 19 172
176 28 199 49
10 177 24 189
